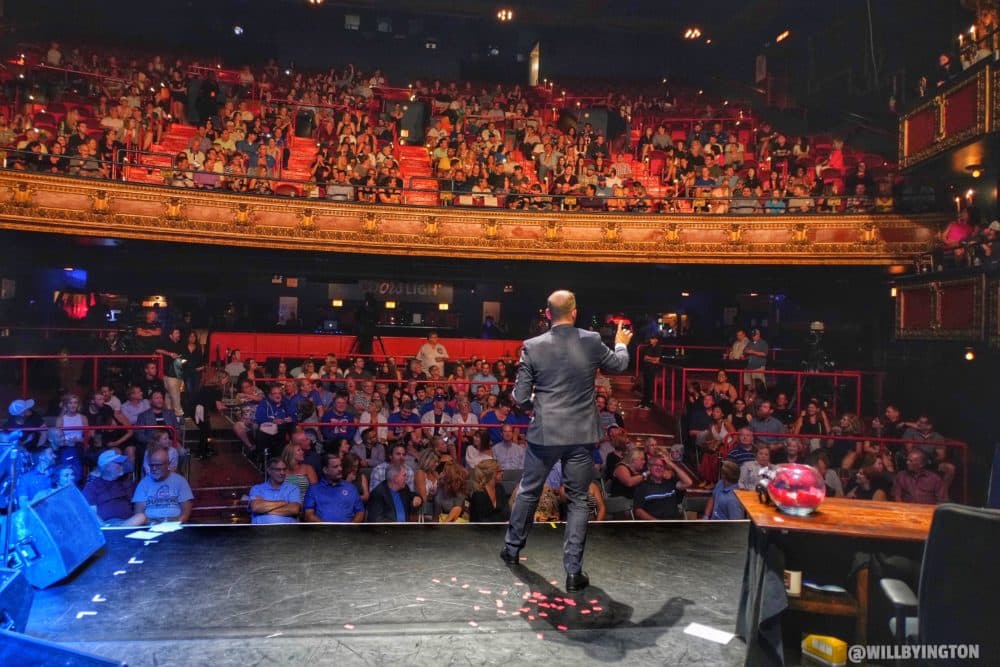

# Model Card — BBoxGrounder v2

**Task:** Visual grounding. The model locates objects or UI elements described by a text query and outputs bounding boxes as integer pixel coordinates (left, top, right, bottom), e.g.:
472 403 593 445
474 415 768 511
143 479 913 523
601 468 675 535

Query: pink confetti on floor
549 580 558 585
432 579 441 584
501 590 509 596
495 600 504 608
555 605 565 611
536 633 544 640
415 597 426 602
514 582 525 586
520 606 531 613
520 556 528 561
478 589 491 595
564 599 577 606
580 609 591 615
510 611 520 616
461 584 470 589
473 605 481 611
589 599 599 604
343 624 355 630
538 612 548 618
592 606 603 612
528 615 535 620
497 610 507 616
451 577 458 582
557 625 568 632
468 621 479 627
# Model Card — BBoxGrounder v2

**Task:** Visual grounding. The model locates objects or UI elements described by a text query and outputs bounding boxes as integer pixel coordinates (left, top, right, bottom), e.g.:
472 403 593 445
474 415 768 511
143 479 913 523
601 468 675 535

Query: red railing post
795 373 802 412
92 358 99 391
21 358 28 397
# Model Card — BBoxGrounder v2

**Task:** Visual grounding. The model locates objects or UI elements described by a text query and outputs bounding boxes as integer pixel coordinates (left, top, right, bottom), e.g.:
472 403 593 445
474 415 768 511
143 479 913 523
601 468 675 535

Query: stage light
331 299 343 307
308 0 324 4
680 291 690 297
684 27 702 40
438 303 449 311
385 301 397 309
497 8 513 22
890 286 898 298
964 347 975 362
776 30 790 43
966 163 983 178
233 25 244 36
63 267 75 271
705 39 712 45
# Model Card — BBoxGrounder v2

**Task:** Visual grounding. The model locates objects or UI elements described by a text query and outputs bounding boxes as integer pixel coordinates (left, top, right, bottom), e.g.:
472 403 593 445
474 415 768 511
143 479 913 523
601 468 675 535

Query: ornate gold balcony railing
0 171 941 265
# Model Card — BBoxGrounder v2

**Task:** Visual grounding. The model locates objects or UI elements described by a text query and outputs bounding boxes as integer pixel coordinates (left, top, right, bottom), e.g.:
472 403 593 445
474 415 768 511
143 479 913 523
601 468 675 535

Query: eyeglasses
148 463 167 469
649 464 666 470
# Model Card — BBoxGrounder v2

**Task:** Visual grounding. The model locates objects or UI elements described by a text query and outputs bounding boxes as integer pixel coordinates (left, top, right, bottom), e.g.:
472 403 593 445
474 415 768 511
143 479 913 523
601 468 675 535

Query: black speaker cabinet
1 485 105 588
0 568 33 632
0 628 126 666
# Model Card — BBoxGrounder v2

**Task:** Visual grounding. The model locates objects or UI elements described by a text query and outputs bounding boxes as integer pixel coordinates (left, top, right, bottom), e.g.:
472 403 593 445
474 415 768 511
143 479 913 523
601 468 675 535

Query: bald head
547 290 577 324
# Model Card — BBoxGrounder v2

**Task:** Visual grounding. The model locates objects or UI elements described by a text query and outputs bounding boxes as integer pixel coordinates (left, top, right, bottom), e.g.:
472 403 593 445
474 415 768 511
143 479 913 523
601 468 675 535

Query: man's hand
412 496 423 508
614 321 633 347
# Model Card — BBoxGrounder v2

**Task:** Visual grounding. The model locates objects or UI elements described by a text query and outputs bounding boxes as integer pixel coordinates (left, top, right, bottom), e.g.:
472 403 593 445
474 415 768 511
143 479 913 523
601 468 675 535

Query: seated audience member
254 383 296 457
480 400 514 444
303 453 365 523
609 449 647 499
491 424 524 470
738 445 775 490
232 378 264 453
249 457 302 524
341 451 371 504
5 397 47 450
703 461 745 520
687 395 715 447
435 462 469 522
83 449 140 525
781 437 807 465
142 431 183 476
282 433 319 504
894 449 946 504
414 449 441 521
130 445 194 524
814 454 843 497
387 400 421 443
750 400 786 447
135 390 180 463
633 452 693 520
370 443 415 491
600 425 630 476
352 427 387 467
900 414 944 453
367 462 421 522
320 394 355 444
420 393 453 439
18 442 56 502
727 427 757 466
469 459 510 522
846 465 891 501
465 430 495 469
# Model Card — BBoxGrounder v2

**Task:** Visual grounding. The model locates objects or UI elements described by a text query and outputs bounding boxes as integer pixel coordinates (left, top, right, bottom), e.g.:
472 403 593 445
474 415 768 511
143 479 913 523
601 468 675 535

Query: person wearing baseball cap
82 449 138 525
421 392 453 439
4 397 46 450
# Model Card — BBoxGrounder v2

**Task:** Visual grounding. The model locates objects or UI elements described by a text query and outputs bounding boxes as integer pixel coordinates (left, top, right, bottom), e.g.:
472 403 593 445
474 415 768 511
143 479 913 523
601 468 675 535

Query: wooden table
735 490 934 666
736 490 935 541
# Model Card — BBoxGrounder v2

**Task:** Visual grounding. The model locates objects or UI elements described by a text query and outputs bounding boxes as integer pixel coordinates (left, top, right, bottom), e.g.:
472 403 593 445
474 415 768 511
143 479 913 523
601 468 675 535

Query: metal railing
0 354 163 395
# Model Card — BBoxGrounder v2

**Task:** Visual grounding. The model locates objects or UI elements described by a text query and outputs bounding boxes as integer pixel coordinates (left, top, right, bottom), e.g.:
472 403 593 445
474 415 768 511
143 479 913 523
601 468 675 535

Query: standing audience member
703 461 744 520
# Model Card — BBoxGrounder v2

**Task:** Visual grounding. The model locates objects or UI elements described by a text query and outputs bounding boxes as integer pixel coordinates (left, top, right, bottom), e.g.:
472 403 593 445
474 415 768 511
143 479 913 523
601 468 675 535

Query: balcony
0 170 940 265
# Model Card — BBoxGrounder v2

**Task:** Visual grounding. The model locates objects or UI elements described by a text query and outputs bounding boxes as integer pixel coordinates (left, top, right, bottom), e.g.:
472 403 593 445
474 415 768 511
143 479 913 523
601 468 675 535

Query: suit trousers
505 443 594 575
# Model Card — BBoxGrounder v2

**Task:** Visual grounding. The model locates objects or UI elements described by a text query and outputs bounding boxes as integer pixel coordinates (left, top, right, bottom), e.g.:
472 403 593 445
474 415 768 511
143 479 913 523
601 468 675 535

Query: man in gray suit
501 290 632 591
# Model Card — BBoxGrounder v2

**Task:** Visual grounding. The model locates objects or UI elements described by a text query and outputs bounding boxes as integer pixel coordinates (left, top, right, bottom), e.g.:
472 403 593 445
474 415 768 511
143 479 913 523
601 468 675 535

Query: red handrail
633 342 794 380
0 354 162 396
14 423 179 448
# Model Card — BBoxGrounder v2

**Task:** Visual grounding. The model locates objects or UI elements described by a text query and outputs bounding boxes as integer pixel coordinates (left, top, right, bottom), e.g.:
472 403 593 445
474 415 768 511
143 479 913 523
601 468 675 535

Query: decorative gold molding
900 67 989 169
0 171 943 265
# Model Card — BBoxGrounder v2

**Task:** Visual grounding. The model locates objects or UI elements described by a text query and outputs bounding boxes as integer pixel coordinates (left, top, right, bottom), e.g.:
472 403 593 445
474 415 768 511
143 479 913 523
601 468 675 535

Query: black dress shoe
566 572 590 592
500 547 519 566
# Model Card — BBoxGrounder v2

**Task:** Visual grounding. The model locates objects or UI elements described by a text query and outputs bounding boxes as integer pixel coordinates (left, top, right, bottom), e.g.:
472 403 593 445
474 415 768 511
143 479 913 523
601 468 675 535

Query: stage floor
24 521 749 666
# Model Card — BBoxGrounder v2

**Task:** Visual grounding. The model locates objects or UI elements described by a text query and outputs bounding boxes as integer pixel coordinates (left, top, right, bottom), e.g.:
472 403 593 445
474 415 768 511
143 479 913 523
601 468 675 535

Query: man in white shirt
416 331 449 375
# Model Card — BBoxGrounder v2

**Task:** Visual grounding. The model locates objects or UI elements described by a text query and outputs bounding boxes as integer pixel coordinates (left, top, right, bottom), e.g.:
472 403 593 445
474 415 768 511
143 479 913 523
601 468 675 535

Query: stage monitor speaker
1 485 105 589
0 568 33 633
0 628 126 666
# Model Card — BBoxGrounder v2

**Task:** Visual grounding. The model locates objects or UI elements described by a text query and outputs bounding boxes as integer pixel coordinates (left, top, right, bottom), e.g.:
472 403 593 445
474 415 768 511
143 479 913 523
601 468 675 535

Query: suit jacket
513 324 628 446
134 407 180 446
367 480 416 523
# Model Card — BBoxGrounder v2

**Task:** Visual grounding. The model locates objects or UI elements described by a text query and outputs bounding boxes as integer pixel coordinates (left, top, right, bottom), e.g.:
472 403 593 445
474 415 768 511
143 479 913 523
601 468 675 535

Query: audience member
469 459 510 522
633 451 692 520
130 445 194 524
249 457 302 524
703 461 745 520
367 462 421 522
894 450 946 504
82 449 139 525
303 452 365 522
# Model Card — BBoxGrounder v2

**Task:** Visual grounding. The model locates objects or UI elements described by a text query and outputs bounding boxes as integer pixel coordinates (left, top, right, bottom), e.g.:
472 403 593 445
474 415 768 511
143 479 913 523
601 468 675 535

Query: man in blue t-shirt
320 395 355 444
130 447 194 524
249 457 302 524
704 461 745 520
386 400 421 443
303 453 365 523
480 401 515 444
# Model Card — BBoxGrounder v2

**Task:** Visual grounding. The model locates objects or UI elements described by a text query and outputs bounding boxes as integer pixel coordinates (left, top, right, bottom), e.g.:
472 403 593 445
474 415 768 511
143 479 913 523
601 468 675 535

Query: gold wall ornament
163 197 185 220
859 222 880 244
727 223 744 244
90 190 113 215
661 223 681 244
542 219 563 242
360 210 380 235
790 223 809 244
601 219 622 243
297 208 317 231
10 182 34 207
422 215 441 237
232 203 254 227
482 218 501 241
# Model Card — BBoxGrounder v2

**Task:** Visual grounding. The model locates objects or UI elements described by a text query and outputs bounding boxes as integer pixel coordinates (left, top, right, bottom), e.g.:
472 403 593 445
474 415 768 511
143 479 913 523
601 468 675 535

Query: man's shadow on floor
508 564 694 662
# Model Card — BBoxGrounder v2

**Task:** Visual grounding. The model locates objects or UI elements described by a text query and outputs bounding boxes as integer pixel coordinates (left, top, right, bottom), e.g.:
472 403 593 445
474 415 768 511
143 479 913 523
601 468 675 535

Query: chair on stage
879 503 1000 659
